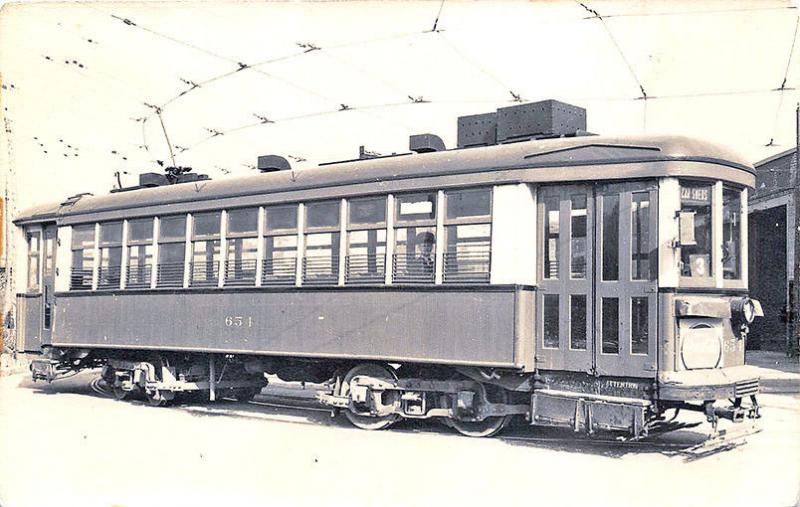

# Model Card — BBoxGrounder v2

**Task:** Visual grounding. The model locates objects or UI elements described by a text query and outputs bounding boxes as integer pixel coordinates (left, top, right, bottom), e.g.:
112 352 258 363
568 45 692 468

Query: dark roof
755 147 797 167
15 134 754 224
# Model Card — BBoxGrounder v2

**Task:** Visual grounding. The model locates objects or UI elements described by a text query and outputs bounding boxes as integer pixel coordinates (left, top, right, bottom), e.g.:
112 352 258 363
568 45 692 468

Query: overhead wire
768 14 800 146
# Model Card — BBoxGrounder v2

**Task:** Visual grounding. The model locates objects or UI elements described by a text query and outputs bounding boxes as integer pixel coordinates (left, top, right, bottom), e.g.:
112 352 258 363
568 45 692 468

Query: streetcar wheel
146 390 170 407
451 383 511 438
112 385 129 400
341 363 400 430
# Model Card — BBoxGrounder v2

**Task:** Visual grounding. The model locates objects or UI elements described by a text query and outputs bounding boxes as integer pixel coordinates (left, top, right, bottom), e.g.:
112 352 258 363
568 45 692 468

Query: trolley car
14 100 763 438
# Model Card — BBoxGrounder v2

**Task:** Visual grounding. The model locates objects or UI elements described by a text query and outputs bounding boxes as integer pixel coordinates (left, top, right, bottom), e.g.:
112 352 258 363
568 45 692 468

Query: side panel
53 288 521 367
17 295 42 352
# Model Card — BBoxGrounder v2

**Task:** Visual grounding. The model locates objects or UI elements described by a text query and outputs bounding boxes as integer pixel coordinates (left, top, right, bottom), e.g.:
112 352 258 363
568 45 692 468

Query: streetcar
14 99 763 439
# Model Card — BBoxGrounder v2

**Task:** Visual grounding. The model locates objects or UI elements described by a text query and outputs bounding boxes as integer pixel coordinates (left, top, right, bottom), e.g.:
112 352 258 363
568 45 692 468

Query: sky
1 0 799 214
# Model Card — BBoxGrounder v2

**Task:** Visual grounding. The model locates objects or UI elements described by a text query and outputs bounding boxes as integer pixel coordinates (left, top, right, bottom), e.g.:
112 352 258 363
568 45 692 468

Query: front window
679 182 713 279
722 186 742 280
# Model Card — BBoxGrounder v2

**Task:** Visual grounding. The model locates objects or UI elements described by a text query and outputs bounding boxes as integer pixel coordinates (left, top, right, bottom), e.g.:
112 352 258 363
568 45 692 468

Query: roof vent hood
409 133 445 153
457 99 590 148
258 155 291 173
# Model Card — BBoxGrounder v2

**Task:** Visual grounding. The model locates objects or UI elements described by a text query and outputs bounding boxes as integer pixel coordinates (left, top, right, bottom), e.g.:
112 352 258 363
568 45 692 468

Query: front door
41 224 57 344
594 182 658 377
537 182 658 378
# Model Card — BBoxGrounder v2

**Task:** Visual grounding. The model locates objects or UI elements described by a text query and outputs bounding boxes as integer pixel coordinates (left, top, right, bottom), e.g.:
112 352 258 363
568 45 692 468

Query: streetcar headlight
731 297 757 325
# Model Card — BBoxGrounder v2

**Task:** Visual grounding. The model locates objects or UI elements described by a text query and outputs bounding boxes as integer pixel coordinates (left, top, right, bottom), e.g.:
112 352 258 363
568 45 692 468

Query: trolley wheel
145 389 170 407
451 383 512 438
340 363 400 431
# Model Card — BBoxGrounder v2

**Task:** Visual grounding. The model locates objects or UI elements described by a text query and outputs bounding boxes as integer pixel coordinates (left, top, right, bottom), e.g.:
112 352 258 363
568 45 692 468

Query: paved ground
0 368 798 507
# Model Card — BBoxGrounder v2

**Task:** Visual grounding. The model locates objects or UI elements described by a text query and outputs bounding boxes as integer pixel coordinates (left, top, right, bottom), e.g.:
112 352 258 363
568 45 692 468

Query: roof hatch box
139 172 169 187
258 155 291 173
457 99 589 148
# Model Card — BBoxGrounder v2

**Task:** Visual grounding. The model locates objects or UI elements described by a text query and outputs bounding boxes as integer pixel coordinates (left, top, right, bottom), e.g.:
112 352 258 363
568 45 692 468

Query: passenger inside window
415 231 436 276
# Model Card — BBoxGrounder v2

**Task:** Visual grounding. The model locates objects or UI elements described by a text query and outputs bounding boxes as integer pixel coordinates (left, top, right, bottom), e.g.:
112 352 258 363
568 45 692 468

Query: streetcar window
190 212 221 287
225 208 258 286
397 193 436 221
679 182 713 278
70 224 95 290
443 189 491 284
543 294 559 349
631 297 649 355
304 201 340 284
263 205 298 285
98 222 123 289
601 297 619 354
394 193 437 283
631 192 651 280
157 215 186 288
543 197 559 279
26 230 41 291
266 205 298 231
346 197 387 284
601 194 619 281
126 218 154 289
43 228 56 280
722 187 742 280
446 188 491 219
570 195 587 279
570 294 587 350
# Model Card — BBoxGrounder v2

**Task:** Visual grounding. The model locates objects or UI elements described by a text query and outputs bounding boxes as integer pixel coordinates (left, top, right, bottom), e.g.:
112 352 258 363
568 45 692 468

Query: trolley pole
793 103 800 357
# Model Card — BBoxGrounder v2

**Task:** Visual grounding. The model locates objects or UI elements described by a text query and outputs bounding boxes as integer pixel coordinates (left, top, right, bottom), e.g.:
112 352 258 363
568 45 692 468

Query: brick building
748 147 798 351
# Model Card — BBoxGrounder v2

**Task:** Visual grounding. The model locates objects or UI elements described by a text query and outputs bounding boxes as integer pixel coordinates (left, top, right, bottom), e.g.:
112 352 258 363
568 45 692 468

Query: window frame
677 179 718 289
302 200 341 285
442 187 493 284
345 196 388 285
224 207 260 287
721 184 747 289
156 214 188 288
125 217 155 289
97 221 124 289
26 228 42 293
392 191 439 284
189 211 222 287
70 223 96 291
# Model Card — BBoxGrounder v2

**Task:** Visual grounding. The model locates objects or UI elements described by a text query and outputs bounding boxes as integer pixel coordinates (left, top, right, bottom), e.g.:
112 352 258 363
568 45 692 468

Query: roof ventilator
409 133 446 154
257 155 292 173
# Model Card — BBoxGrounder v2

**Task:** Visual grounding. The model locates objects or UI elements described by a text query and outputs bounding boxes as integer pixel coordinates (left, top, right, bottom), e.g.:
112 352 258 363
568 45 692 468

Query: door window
26 230 41 291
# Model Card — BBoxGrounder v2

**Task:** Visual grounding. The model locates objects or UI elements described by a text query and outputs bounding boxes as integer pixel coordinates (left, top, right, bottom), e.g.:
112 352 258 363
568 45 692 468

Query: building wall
749 150 798 351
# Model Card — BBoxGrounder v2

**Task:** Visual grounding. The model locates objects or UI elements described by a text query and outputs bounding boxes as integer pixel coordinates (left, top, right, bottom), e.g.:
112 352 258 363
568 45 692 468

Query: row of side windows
67 188 493 291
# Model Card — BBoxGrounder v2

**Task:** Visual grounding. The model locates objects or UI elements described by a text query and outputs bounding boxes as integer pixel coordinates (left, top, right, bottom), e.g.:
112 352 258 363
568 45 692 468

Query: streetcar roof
15 134 754 225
